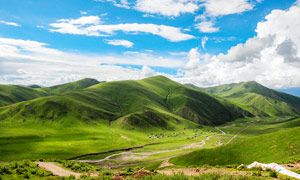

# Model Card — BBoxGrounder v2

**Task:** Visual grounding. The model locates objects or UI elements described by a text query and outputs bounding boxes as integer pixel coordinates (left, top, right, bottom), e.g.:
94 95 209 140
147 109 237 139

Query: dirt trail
157 168 249 176
79 125 250 166
36 162 96 178
80 127 228 164
159 159 174 168
225 125 250 145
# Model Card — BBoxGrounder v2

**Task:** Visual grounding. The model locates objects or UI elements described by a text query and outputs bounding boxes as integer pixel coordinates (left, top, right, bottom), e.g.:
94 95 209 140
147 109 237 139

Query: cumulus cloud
0 37 184 86
184 48 201 70
180 2 300 88
0 20 20 27
194 21 219 33
141 65 154 76
105 39 134 48
135 0 200 17
203 0 254 17
49 16 194 42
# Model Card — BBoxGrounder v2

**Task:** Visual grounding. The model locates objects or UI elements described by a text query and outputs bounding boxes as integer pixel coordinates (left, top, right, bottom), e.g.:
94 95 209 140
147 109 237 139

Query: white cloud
105 39 134 48
135 0 200 17
141 65 154 76
142 14 155 18
49 16 194 42
194 21 219 33
0 37 184 86
0 20 20 27
180 2 300 88
203 0 254 17
94 0 130 9
169 52 188 56
80 11 87 15
201 36 208 49
184 48 200 70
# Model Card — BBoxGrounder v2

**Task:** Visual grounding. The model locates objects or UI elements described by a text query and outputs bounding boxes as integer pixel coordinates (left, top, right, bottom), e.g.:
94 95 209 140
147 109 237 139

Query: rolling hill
0 78 101 107
187 81 300 117
0 76 251 130
170 118 300 166
42 78 101 95
0 85 48 107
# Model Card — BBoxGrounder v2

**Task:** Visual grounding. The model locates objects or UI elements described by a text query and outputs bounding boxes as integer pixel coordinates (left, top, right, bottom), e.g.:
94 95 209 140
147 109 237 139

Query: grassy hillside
43 78 100 95
0 76 250 130
170 121 300 166
187 81 300 117
0 85 48 107
0 78 101 107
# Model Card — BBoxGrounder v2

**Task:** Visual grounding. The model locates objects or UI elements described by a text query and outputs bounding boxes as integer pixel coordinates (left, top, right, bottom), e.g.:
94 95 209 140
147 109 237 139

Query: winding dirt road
37 162 83 178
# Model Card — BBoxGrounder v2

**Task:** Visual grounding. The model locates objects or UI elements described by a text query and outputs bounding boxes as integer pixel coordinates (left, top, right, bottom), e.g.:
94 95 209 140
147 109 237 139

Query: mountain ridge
186 81 300 117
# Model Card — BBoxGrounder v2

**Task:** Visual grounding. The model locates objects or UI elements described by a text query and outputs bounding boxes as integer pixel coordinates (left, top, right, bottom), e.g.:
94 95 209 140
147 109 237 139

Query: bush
269 171 277 178
252 171 261 177
16 167 27 175
23 172 30 179
69 175 76 179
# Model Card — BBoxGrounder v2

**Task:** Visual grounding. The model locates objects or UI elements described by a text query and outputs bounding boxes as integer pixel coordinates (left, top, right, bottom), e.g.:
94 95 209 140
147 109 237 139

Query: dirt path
79 125 250 167
36 162 85 178
225 125 250 145
111 129 132 141
80 127 226 164
157 168 250 176
159 159 174 168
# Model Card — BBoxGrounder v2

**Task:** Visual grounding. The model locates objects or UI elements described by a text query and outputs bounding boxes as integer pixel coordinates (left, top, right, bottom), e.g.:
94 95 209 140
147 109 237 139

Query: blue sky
0 0 300 89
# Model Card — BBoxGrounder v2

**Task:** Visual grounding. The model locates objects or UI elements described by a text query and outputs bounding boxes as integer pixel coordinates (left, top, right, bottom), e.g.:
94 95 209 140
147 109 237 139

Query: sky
0 0 300 89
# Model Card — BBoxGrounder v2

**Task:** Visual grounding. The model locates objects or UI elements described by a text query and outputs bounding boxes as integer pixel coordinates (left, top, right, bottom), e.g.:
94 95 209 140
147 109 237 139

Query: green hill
0 76 250 129
0 78 101 107
43 78 100 95
0 85 48 107
170 120 300 166
187 81 300 117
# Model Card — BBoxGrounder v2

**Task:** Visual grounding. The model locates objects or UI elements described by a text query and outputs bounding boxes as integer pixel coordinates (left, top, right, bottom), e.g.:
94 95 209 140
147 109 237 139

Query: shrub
69 175 76 179
269 171 277 178
252 171 261 177
16 167 27 175
23 172 30 179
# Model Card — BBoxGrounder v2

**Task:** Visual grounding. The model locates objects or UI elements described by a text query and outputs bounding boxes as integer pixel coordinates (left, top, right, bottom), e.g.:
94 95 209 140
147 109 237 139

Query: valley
0 76 300 179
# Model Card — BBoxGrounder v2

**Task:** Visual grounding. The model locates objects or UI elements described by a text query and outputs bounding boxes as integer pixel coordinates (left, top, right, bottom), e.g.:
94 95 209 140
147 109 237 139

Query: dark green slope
0 85 48 107
171 119 300 166
0 76 250 129
187 81 300 117
0 78 101 107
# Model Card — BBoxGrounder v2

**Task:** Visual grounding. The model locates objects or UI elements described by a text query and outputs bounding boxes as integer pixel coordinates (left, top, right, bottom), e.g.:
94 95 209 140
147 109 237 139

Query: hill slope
0 76 250 129
0 78 101 107
187 81 300 117
43 78 100 95
0 85 48 107
170 120 300 166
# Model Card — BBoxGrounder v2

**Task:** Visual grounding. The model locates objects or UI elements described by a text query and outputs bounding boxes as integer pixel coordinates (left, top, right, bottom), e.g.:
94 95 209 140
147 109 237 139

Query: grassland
187 81 300 117
170 117 300 166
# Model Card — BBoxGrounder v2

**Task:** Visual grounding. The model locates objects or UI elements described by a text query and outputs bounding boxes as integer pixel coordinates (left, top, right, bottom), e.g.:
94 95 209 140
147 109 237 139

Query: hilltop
187 81 300 117
0 78 101 107
0 76 250 130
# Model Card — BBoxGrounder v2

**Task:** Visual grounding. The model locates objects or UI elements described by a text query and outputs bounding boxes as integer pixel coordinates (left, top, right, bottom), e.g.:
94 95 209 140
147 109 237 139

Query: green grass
170 125 300 166
187 81 300 117
0 160 54 180
0 78 101 107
